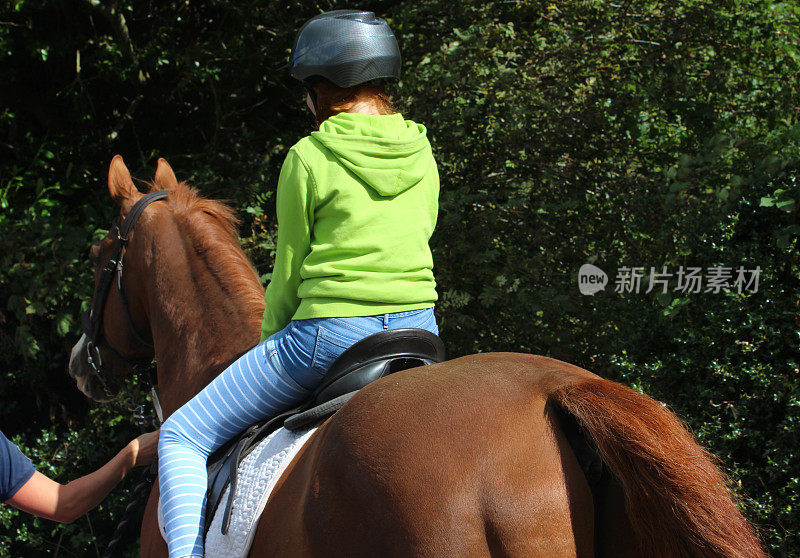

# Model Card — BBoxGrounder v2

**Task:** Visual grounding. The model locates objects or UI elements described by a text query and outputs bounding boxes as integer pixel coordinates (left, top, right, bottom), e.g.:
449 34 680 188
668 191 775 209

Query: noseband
81 190 169 393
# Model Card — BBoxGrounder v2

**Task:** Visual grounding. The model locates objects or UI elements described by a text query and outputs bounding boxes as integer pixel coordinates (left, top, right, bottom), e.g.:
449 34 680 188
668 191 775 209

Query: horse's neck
142 215 264 417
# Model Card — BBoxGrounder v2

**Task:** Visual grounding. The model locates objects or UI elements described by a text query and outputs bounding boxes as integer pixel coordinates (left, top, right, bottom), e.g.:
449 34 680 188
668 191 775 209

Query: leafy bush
1 0 797 555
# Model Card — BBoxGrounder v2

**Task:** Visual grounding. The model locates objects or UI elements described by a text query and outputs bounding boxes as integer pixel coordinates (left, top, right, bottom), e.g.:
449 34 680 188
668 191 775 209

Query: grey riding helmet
288 10 401 90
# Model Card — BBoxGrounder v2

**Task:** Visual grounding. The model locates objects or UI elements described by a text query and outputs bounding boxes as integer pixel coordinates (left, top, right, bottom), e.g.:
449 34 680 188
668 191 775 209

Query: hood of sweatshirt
310 112 433 197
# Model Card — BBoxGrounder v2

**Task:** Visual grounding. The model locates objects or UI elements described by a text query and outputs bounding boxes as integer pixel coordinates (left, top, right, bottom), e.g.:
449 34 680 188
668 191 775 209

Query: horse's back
251 353 595 557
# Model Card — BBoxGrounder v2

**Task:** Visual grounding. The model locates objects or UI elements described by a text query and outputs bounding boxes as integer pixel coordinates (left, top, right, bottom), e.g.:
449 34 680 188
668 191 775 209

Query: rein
81 190 169 397
79 190 169 557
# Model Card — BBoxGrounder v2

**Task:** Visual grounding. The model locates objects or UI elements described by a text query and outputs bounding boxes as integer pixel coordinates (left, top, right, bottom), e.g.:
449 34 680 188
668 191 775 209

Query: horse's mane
148 180 265 315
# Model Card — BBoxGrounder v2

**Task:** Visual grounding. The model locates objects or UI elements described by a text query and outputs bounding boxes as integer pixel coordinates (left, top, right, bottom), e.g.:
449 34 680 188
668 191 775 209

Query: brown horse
69 155 766 558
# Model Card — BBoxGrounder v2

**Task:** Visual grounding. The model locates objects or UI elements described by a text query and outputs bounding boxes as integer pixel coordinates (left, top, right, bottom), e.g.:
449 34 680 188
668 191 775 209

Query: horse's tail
553 376 765 557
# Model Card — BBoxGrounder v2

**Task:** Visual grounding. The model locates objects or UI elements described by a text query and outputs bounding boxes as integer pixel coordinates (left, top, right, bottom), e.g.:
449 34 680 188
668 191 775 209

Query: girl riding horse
157 11 440 557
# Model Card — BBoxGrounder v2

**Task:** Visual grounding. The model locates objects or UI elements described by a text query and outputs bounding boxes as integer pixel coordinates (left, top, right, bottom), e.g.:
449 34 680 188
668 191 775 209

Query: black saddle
204 328 445 536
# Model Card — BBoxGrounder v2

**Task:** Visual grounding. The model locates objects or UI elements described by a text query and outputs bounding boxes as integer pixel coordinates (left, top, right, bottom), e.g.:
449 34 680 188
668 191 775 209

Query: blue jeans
271 307 440 390
158 308 438 558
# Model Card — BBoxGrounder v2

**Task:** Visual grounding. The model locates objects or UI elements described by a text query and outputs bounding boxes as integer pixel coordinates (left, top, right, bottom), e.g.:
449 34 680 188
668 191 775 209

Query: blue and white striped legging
158 309 438 558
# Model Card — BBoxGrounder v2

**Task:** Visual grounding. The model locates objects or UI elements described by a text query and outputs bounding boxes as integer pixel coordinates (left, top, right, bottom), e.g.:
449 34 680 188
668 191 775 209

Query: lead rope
101 385 162 558
101 467 154 558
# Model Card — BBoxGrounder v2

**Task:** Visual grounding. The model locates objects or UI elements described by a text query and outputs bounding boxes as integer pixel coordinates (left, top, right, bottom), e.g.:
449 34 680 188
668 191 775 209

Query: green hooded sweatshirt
260 111 439 341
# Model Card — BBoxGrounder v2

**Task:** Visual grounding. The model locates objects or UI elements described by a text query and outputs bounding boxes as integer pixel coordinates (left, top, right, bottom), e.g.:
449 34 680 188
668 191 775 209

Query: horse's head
69 155 178 401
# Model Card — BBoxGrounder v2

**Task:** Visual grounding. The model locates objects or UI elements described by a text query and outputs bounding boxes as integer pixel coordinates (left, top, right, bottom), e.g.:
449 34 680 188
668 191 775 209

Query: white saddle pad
158 425 318 558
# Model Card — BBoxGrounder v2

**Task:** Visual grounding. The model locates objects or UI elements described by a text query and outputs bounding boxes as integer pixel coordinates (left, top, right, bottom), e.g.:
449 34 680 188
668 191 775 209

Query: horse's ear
108 155 141 208
154 158 178 190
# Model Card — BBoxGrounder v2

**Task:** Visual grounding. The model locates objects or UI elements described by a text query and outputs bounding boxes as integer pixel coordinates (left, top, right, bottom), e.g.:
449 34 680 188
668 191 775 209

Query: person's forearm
7 432 156 523
56 443 135 523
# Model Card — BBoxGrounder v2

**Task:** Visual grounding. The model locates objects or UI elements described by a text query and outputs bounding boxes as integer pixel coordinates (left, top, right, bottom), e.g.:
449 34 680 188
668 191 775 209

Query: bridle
77 190 169 558
80 190 168 405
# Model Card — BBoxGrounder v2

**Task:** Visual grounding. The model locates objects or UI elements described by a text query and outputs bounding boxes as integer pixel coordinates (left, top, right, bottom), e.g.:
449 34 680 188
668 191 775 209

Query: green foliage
399 1 799 553
1 0 797 555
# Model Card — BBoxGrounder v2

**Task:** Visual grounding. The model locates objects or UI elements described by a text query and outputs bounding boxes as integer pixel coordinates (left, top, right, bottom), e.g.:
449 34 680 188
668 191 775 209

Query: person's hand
128 430 159 468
